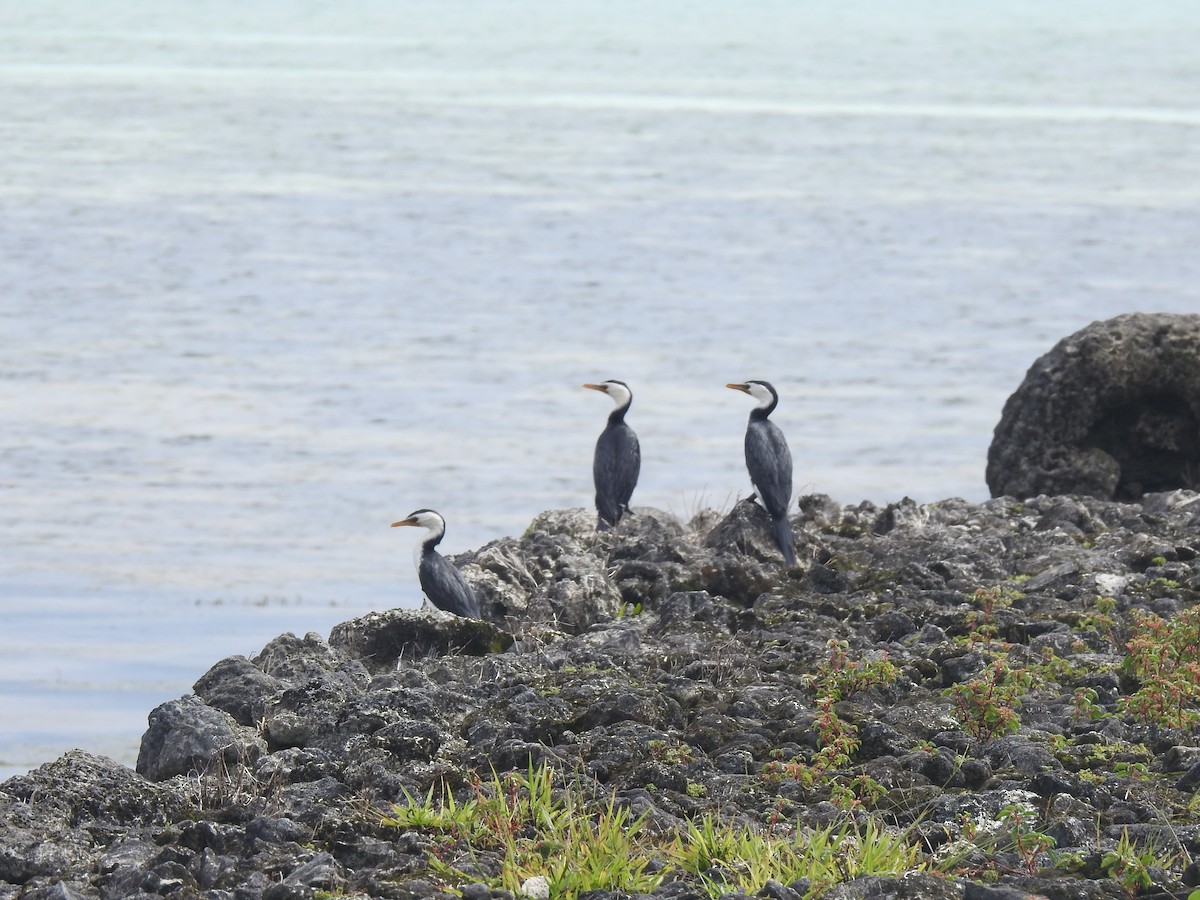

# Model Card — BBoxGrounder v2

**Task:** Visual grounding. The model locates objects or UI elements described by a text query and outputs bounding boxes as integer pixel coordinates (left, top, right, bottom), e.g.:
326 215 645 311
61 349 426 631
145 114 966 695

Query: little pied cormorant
391 509 481 618
583 380 641 530
727 380 797 566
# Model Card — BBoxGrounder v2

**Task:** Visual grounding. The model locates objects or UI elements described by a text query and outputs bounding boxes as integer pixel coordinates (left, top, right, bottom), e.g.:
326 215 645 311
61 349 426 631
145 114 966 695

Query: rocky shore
5 491 1200 900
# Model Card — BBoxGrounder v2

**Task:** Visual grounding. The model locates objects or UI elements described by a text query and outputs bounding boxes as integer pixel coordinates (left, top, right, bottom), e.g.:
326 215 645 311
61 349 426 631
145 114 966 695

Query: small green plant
1149 576 1182 590
383 763 662 897
668 814 923 898
1119 606 1200 729
1052 849 1088 873
761 713 859 789
975 585 1019 616
1085 742 1119 765
1030 647 1081 685
1079 595 1119 645
1112 760 1150 780
828 774 886 811
1102 828 1173 898
648 739 696 766
761 753 811 787
382 781 479 835
965 586 1021 645
944 657 1036 742
812 696 861 768
998 803 1055 874
806 639 900 700
767 641 894 789
389 765 932 900
1071 687 1110 722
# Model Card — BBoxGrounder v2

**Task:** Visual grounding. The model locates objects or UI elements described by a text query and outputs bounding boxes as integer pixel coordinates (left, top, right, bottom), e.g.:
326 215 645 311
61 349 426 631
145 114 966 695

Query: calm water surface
3 0 1199 779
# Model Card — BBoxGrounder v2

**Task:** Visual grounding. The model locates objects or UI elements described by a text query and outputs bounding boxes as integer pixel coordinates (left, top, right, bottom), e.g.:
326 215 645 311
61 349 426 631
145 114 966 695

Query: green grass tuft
382 761 926 899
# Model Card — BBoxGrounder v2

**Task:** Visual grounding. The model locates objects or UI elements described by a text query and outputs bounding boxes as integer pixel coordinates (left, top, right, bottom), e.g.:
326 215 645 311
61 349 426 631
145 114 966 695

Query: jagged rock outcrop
5 496 1200 900
987 312 1200 500
0 751 192 888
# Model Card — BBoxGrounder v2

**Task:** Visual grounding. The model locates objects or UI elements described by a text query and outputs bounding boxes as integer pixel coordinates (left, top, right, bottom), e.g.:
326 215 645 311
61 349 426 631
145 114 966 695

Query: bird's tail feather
772 516 796 567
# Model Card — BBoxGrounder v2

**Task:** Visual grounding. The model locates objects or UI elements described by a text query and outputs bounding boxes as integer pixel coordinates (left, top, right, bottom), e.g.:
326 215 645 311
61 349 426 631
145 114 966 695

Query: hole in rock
1083 392 1200 500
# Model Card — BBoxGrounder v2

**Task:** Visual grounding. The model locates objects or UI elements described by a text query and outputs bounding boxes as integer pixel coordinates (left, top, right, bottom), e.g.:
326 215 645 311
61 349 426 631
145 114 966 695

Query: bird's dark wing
611 424 641 507
594 422 640 526
419 551 480 618
745 419 793 520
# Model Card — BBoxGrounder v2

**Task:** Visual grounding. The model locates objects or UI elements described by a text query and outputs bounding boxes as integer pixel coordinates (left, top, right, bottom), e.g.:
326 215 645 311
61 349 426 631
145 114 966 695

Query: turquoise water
2 0 1198 779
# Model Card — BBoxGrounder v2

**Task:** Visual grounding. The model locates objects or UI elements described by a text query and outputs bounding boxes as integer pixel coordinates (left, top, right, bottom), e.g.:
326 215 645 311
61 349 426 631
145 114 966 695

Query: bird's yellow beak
391 518 417 528
727 383 750 393
582 383 606 392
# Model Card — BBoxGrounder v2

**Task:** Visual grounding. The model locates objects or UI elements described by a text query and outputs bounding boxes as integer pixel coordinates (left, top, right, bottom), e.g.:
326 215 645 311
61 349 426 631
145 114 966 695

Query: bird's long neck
749 400 776 422
608 403 630 425
416 530 442 577
421 525 445 551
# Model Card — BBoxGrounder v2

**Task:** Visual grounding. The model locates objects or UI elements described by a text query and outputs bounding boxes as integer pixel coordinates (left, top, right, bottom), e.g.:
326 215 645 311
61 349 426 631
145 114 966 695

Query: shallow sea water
2 0 1199 779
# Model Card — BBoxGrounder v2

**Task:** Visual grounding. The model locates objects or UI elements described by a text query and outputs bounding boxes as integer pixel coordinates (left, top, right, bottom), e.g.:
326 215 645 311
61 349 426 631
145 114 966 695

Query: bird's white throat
745 382 774 409
604 381 632 409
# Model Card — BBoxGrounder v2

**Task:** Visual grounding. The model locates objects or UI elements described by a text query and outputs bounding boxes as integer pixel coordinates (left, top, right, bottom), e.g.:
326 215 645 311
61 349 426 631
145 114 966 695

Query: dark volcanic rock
137 693 266 780
836 873 967 898
987 312 1200 500
328 609 513 672
194 654 282 726
0 751 191 883
704 497 796 565
7 497 1200 899
458 508 632 631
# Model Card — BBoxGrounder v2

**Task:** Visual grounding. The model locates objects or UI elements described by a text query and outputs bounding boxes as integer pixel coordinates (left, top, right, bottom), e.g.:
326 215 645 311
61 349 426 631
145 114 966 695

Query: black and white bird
727 380 796 566
583 380 641 530
391 508 481 618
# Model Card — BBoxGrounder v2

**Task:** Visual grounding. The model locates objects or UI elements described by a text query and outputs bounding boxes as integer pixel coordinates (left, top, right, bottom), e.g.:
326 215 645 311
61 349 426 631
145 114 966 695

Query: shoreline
5 493 1200 898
